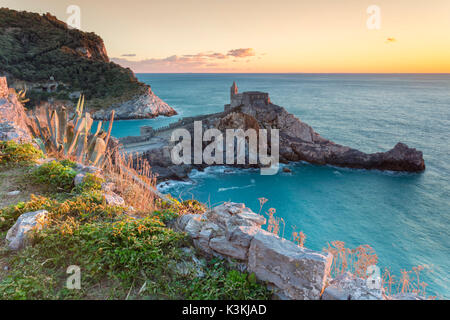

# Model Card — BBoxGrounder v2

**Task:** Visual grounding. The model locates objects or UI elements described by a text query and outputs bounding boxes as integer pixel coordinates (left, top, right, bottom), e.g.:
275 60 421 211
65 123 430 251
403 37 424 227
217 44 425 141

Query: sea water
110 74 450 298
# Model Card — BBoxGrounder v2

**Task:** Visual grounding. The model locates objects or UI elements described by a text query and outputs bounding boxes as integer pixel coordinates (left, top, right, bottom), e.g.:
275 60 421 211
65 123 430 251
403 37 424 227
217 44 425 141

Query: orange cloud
112 48 257 72
227 48 255 58
386 37 397 43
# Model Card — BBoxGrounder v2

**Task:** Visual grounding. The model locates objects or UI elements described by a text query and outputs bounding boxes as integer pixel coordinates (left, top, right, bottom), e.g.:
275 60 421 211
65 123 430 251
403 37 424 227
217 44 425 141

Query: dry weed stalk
292 230 307 248
102 150 157 214
265 207 286 238
258 197 268 215
325 241 378 279
325 242 433 299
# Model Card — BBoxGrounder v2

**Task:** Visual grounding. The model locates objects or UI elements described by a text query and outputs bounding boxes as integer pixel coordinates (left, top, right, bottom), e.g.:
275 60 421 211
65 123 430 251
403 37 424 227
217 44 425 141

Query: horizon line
135 72 450 75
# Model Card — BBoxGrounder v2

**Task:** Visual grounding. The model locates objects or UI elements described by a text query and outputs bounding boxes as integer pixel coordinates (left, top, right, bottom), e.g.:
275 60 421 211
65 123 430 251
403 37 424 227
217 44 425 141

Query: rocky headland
92 86 176 120
121 82 425 182
0 8 176 120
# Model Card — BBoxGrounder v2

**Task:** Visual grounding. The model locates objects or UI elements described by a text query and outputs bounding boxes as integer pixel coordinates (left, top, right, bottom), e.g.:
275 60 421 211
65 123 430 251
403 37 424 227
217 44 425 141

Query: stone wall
140 125 155 137
119 135 152 145
175 202 332 300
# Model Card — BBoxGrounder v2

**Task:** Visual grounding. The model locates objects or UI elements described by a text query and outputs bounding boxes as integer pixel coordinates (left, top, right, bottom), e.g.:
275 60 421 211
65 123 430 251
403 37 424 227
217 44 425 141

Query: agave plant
17 89 30 105
31 95 115 166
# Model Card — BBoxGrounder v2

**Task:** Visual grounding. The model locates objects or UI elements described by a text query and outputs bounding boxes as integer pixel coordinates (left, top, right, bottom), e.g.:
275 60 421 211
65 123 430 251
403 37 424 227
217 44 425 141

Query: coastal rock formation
123 82 425 181
6 210 49 251
0 8 176 119
175 202 333 300
321 272 383 300
93 86 177 120
0 77 33 143
228 85 425 172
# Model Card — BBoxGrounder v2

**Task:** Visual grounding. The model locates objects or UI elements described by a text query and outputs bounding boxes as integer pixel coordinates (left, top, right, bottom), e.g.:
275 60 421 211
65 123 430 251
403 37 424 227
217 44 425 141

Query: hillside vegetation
0 142 271 300
0 8 145 108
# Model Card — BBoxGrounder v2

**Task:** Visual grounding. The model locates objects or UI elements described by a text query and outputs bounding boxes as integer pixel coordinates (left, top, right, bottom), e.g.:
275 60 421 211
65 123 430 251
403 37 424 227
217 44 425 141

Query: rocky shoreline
92 85 177 120
120 83 425 182
0 8 177 121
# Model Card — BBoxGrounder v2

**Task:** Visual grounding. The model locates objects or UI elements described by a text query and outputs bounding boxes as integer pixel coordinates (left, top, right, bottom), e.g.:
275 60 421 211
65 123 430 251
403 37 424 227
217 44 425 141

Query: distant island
0 8 176 119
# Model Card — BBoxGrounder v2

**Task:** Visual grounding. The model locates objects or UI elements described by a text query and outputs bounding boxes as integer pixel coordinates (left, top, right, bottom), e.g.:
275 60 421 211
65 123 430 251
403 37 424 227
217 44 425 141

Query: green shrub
0 192 123 232
159 196 207 216
59 159 76 168
31 161 77 192
74 173 104 194
186 261 269 300
0 214 270 300
0 192 269 300
0 140 42 165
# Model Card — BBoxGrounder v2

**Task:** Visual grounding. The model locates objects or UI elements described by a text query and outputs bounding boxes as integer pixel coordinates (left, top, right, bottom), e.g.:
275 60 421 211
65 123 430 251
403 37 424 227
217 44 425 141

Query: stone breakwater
174 202 333 300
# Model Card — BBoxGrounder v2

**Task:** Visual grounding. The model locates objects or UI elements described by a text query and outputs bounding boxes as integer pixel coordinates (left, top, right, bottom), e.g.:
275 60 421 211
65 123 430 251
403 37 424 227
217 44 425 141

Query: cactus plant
31 95 114 166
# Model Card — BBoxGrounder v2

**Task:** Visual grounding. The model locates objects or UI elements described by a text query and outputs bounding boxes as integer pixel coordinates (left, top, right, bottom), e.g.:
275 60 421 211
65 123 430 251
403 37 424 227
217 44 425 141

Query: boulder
75 163 102 175
321 272 383 300
204 206 232 228
93 87 177 120
101 182 115 193
104 192 125 207
184 215 204 239
227 225 261 248
0 77 33 143
74 173 85 186
247 229 332 300
0 121 32 143
194 227 216 255
235 210 266 226
6 210 49 251
175 214 201 232
209 236 248 261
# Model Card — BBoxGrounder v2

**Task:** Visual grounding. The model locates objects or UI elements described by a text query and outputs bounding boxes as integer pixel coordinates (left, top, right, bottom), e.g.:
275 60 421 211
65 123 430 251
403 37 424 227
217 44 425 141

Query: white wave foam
218 183 255 192
157 179 193 192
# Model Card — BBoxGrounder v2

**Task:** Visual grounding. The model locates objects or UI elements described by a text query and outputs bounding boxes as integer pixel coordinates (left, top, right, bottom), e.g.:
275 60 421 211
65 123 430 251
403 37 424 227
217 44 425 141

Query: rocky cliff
0 77 33 143
92 86 177 120
0 8 176 119
233 99 426 172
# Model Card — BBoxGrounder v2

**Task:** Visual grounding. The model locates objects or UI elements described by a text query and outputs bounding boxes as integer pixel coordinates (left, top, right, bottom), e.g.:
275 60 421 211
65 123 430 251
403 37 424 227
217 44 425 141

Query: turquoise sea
110 74 450 298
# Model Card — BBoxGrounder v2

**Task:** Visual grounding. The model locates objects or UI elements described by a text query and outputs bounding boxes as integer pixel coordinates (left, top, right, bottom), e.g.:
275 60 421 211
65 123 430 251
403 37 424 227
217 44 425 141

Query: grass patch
0 141 42 165
0 194 270 300
159 196 207 216
30 161 77 193
0 166 49 208
73 173 104 194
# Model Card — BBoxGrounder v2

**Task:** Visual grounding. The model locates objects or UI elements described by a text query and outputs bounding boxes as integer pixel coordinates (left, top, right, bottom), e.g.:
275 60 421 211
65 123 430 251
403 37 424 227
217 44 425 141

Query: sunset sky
3 0 450 73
